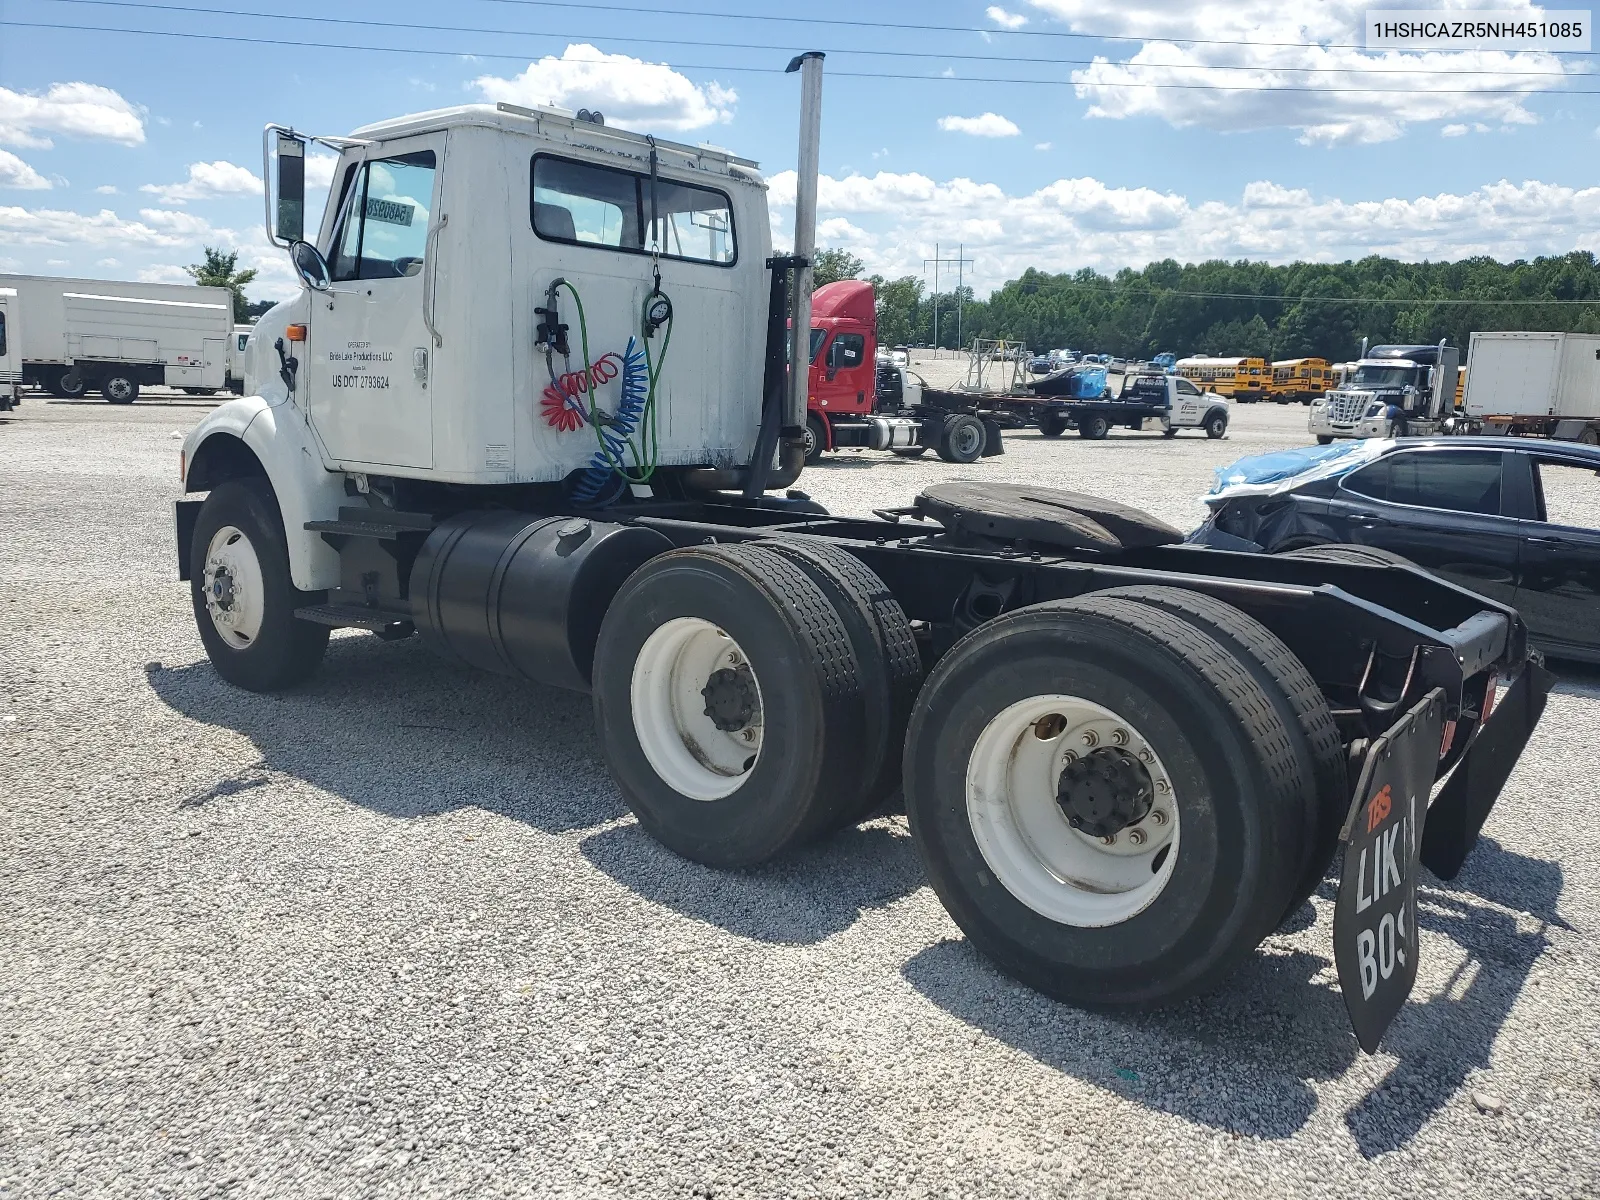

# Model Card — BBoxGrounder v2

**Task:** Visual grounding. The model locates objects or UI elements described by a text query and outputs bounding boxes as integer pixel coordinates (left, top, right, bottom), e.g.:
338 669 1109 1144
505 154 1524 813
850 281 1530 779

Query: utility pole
924 242 974 354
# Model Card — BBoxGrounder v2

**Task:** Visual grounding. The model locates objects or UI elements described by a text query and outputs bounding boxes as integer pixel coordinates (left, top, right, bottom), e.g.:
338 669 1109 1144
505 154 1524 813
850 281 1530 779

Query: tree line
811 248 1600 363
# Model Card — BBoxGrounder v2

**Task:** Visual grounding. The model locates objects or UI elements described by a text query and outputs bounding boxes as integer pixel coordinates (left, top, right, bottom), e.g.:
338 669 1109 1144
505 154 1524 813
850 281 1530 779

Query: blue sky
2 0 1598 299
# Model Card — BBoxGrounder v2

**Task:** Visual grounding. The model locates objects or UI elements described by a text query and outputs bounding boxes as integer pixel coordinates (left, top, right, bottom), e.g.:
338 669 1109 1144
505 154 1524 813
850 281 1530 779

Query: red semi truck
804 280 1002 464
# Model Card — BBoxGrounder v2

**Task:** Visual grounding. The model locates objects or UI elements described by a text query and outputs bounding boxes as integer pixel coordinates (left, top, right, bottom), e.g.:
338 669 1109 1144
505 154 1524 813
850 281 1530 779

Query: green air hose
549 277 672 484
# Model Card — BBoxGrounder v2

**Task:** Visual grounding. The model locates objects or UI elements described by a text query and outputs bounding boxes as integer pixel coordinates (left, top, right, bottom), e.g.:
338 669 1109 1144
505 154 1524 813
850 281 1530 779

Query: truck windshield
1350 366 1416 389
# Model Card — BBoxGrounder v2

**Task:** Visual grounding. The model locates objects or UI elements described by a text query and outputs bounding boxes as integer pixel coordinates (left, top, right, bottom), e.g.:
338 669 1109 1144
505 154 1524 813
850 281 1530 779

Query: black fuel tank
411 512 671 692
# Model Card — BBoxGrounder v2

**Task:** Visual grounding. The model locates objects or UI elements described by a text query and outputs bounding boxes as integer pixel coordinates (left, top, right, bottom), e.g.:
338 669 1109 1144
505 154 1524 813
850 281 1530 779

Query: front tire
1204 411 1228 439
903 597 1306 1008
804 413 827 464
189 480 329 691
1078 414 1109 440
1316 435 1335 445
51 371 87 399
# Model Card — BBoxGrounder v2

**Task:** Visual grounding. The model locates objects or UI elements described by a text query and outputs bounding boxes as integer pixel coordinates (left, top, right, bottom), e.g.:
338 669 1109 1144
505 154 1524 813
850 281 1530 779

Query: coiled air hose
544 278 673 503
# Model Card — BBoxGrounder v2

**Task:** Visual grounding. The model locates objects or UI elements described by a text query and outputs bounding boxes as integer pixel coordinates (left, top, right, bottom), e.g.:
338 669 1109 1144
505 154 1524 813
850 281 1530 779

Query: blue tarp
1207 439 1392 501
1067 366 1107 398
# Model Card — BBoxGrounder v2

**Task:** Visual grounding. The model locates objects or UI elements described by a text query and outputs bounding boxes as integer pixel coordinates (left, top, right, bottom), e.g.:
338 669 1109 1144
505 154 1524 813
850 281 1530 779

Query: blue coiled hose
570 337 649 504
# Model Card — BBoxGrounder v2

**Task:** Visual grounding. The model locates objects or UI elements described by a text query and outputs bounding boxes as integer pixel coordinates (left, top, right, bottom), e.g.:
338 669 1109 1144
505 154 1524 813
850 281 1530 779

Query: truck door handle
1526 534 1565 545
1349 511 1389 526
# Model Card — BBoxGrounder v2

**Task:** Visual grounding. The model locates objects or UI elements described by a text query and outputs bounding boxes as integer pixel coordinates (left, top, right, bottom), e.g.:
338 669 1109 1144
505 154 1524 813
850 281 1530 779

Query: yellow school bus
1269 358 1334 404
1175 356 1268 403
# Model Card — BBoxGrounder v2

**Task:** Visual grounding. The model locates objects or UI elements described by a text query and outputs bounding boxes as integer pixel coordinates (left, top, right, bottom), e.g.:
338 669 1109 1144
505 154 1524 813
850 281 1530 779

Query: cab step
305 506 437 540
294 602 415 636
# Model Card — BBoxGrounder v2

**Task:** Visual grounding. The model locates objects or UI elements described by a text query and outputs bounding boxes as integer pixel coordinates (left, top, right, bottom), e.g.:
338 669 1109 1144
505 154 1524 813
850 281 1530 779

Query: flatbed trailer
171 57 1549 1053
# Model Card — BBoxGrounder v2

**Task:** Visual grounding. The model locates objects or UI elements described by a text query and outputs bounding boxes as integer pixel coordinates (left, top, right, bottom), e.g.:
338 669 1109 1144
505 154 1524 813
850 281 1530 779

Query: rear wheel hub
1056 747 1154 838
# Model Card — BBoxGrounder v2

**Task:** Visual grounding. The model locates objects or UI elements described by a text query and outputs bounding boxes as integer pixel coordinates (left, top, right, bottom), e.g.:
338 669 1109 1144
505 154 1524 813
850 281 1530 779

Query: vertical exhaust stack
786 51 825 443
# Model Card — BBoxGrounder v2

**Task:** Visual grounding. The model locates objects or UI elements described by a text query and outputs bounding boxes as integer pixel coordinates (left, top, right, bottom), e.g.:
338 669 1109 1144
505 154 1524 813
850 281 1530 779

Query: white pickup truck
1052 370 1229 440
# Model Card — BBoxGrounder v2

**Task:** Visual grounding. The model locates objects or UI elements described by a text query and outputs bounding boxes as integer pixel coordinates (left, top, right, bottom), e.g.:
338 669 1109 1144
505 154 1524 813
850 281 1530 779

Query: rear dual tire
902 591 1328 1007
592 542 916 867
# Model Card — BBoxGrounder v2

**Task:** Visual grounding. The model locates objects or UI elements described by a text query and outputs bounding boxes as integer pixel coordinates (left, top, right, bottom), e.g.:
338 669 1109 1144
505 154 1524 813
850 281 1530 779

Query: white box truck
1 274 233 403
0 286 19 411
1460 330 1600 443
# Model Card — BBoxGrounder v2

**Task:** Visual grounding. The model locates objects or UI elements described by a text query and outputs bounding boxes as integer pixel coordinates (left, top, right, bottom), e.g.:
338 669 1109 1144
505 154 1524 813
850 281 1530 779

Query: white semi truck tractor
1308 340 1460 443
175 54 1549 1052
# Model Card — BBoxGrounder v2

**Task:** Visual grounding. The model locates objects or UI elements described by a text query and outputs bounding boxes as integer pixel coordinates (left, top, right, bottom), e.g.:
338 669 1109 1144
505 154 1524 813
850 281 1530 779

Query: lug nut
1138 748 1154 764
1156 780 1170 795
1100 835 1116 846
1111 728 1129 745
1150 809 1167 826
1081 730 1099 747
1127 829 1147 845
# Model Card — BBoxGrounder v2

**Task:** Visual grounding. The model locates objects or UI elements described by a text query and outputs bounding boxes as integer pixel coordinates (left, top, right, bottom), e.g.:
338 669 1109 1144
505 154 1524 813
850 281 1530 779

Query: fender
182 395 345 591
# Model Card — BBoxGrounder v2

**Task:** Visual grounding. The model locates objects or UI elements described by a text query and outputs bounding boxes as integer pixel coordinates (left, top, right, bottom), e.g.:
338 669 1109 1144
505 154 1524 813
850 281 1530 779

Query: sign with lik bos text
1334 688 1446 1054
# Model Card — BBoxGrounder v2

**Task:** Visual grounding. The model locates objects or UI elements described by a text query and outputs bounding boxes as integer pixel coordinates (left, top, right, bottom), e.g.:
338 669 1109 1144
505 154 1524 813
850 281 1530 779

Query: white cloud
141 160 263 205
1034 141 1053 151
769 167 1600 295
473 44 737 131
1442 122 1492 137
137 264 193 285
0 150 50 190
0 82 144 148
987 5 1029 27
306 154 339 190
1028 0 1577 143
94 184 119 195
937 112 1022 138
0 205 213 248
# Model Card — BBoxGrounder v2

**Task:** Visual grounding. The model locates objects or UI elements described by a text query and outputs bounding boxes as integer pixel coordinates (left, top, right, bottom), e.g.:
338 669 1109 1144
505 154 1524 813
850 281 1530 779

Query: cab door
308 135 443 470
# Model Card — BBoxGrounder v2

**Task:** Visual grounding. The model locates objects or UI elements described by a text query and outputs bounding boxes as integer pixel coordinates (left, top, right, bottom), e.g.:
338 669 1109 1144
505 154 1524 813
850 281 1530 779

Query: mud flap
1333 689 1446 1054
1419 661 1555 882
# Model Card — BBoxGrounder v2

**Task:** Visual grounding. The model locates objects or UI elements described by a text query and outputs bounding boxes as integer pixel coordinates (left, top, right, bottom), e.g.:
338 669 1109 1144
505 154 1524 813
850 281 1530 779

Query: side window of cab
327 151 437 282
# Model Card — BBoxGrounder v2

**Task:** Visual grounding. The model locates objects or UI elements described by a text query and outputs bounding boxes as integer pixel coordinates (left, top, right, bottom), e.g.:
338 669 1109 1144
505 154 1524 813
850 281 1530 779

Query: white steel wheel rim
630 617 764 802
804 422 819 456
202 524 266 650
107 377 132 400
966 694 1180 928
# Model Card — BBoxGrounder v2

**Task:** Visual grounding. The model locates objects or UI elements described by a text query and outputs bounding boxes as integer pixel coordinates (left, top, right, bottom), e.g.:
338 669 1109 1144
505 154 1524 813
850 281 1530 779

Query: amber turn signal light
286 324 308 342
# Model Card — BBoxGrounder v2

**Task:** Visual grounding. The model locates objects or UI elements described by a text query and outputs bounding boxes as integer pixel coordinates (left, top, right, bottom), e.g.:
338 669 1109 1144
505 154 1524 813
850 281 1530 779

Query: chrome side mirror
290 240 331 292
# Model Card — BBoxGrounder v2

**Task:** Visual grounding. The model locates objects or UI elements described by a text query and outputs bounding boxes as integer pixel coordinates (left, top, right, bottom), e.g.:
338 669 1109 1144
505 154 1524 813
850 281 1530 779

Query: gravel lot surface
3 392 1598 1199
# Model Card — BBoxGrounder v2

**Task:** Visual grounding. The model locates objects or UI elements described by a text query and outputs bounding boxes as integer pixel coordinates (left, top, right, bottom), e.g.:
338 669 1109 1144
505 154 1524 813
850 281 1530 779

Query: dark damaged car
1191 435 1600 663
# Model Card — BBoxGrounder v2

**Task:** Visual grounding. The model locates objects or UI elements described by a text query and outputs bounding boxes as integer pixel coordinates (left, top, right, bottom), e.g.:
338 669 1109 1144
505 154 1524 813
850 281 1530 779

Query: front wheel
52 372 87 399
1078 414 1109 440
1204 412 1227 439
1316 434 1335 445
190 480 329 691
803 413 827 464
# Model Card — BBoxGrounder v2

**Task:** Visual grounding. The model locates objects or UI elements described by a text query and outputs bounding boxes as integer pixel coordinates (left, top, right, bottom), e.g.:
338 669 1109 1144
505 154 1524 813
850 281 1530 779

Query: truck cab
226 324 252 395
808 279 876 432
0 287 18 411
1310 342 1459 442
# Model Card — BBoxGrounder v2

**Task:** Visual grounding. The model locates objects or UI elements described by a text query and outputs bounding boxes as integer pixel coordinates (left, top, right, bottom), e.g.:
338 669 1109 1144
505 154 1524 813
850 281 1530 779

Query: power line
46 0 1590 79
7 19 1598 94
